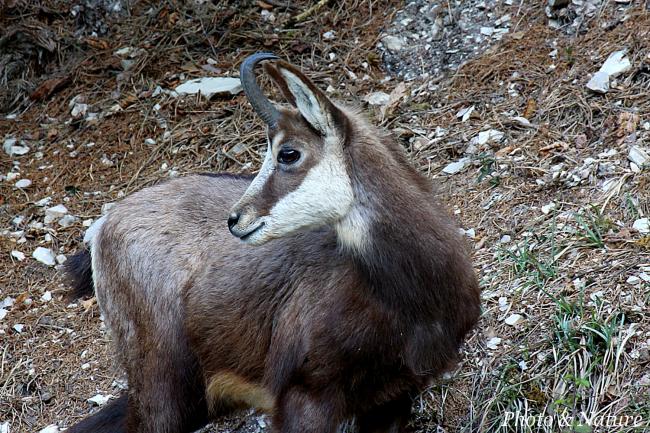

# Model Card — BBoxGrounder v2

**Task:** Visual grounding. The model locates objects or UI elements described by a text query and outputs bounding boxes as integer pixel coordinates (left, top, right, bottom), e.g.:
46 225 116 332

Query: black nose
228 212 240 229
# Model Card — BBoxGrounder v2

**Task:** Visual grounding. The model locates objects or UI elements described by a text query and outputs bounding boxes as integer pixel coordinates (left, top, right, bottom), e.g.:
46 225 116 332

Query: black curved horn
240 52 280 127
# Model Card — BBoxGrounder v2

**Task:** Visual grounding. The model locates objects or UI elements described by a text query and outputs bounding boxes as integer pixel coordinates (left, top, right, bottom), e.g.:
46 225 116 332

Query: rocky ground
1 0 649 432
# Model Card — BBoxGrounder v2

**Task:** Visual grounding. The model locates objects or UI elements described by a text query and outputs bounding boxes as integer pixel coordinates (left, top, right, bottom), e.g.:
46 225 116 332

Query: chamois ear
267 60 345 137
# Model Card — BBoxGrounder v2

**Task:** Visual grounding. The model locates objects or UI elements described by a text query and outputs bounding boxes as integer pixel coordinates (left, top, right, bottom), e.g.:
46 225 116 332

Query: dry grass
1 1 649 432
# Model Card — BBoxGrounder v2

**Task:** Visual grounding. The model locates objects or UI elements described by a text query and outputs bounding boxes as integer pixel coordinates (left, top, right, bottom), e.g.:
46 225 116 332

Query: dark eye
277 149 301 165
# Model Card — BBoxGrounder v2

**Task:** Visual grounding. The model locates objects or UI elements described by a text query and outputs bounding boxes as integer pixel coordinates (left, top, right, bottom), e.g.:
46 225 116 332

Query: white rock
114 46 133 56
15 179 32 188
71 103 88 118
505 314 523 326
11 250 25 261
0 421 9 433
1 297 15 308
45 204 68 219
38 425 59 433
456 105 474 122
364 91 390 106
499 234 512 243
511 116 533 128
3 137 30 156
640 273 650 282
381 35 405 52
600 50 632 77
6 172 19 181
41 291 52 302
633 218 649 234
587 51 632 94
471 129 504 146
0 309 7 321
35 196 52 207
82 218 94 227
13 324 24 333
462 228 476 238
87 394 113 406
56 254 67 265
541 202 556 214
2 137 18 155
174 77 242 98
627 275 641 285
498 296 509 311
628 146 649 168
480 27 495 36
32 247 56 266
442 157 470 175
58 215 78 228
144 138 156 145
586 70 610 94
323 30 336 40
486 337 502 350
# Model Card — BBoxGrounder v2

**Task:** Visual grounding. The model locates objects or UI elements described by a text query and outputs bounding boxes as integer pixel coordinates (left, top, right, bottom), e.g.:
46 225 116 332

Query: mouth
239 222 265 241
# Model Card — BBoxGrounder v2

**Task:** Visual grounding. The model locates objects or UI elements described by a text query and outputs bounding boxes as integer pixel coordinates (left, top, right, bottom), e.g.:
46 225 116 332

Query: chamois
65 53 480 433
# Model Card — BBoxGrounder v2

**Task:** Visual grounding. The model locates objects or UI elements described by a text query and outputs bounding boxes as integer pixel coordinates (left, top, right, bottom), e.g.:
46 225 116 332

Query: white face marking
241 137 355 245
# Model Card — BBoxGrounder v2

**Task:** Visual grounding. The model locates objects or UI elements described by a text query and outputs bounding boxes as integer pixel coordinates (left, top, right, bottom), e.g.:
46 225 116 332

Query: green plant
573 206 612 248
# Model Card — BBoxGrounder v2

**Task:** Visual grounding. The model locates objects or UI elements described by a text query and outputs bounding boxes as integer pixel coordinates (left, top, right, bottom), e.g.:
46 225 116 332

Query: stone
87 394 113 406
633 218 649 234
628 146 649 168
442 157 470 175
58 215 78 228
15 179 32 188
600 50 632 77
45 204 68 219
364 92 391 106
471 129 504 146
11 250 25 261
174 77 242 98
505 314 523 326
586 70 610 93
381 35 405 52
486 337 502 350
32 247 56 266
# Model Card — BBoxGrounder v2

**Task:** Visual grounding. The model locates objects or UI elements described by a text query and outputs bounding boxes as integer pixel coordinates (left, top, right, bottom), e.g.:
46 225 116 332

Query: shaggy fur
65 57 480 433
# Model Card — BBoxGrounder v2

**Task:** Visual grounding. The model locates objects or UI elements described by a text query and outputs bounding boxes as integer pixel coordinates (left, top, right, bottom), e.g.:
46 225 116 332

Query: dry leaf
81 297 96 311
523 98 537 119
540 141 568 154
616 112 640 137
380 82 409 119
496 146 515 157
30 76 70 101
85 38 109 50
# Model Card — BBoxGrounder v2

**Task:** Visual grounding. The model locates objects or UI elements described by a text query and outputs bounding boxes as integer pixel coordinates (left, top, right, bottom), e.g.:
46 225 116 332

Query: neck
334 130 452 311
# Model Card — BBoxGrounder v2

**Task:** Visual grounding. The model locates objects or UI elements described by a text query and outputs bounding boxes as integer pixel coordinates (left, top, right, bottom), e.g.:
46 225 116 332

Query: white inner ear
279 69 331 135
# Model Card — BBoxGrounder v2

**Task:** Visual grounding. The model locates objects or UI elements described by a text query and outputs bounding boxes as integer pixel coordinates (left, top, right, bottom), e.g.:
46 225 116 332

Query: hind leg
122 335 209 433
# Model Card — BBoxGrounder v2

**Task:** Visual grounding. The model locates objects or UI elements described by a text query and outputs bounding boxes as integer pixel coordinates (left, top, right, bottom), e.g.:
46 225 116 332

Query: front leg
272 387 343 433
356 394 413 433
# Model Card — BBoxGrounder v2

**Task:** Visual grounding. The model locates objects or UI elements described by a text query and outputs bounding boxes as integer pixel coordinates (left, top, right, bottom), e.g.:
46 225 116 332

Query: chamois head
228 53 355 245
